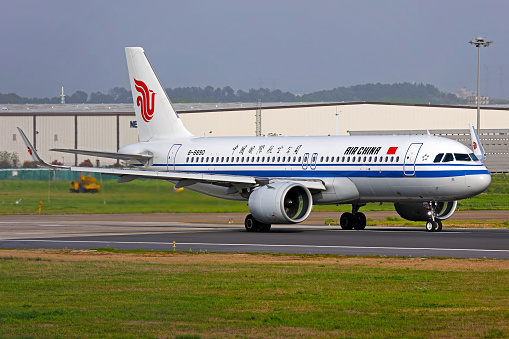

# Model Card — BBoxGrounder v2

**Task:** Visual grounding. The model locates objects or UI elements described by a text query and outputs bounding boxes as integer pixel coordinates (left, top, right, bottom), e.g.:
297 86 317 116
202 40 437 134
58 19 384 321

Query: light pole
335 108 340 136
469 36 493 133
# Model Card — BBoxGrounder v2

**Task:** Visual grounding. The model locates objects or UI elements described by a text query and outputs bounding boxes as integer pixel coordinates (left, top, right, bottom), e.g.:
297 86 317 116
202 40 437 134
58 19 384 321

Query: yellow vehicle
70 173 101 193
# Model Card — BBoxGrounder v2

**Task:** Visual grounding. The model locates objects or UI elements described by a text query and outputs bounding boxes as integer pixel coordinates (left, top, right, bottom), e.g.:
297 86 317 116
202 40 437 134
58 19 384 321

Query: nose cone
466 172 491 195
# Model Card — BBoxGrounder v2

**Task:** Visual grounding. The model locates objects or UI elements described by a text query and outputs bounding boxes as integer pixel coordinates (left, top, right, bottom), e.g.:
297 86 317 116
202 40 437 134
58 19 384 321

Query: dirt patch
1 249 507 271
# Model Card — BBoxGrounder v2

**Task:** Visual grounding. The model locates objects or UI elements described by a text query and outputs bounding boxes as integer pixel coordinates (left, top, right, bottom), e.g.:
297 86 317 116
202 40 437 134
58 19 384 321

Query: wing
50 148 152 162
17 128 325 191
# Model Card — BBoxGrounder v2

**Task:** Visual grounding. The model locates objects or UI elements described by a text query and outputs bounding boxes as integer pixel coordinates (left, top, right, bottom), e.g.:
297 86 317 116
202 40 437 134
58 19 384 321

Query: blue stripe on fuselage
134 163 489 178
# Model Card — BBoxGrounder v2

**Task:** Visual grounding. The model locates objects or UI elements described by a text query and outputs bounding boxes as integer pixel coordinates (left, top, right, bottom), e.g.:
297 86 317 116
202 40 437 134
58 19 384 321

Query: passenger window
206 157 209 162
221 157 224 162
434 153 444 163
442 153 454 162
201 157 204 162
298 156 301 162
272 157 276 162
390 156 394 162
252 157 255 162
363 156 366 162
358 156 361 162
336 156 340 162
385 156 388 162
342 156 345 162
454 153 471 161
369 156 372 162
216 157 219 162
211 157 214 163
246 157 249 163
396 156 399 162
293 156 296 162
277 157 280 162
257 157 260 162
191 157 194 163
262 157 265 162
320 156 324 162
326 156 329 162
380 157 383 163
352 157 356 163
347 156 350 162
226 157 229 163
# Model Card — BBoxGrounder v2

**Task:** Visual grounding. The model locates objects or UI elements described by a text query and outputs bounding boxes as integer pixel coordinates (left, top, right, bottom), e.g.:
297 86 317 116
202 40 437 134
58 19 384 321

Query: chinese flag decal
387 147 398 155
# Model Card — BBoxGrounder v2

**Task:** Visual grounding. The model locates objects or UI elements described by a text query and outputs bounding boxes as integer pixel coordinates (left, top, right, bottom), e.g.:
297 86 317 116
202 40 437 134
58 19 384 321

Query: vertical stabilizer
469 124 486 162
125 47 193 141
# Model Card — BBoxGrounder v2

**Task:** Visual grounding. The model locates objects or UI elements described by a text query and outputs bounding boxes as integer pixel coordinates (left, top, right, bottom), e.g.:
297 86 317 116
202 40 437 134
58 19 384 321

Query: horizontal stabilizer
50 148 152 162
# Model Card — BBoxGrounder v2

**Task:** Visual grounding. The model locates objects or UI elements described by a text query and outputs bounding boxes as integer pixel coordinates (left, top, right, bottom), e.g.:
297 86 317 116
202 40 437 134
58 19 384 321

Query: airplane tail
125 47 194 142
469 124 486 162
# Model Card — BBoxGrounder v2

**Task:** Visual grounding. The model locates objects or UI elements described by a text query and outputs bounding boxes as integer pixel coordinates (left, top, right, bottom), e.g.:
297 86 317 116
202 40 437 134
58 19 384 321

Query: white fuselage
119 134 491 204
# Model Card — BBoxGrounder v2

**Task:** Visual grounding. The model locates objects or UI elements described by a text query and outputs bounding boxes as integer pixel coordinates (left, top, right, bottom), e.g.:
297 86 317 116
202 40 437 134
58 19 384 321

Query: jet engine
248 182 312 224
394 201 457 221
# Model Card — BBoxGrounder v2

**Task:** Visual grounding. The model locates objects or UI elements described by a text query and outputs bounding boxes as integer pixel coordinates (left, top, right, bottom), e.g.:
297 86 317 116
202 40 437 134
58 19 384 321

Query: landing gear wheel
259 223 272 232
435 220 443 232
354 212 367 230
340 212 356 230
245 214 259 232
426 221 436 232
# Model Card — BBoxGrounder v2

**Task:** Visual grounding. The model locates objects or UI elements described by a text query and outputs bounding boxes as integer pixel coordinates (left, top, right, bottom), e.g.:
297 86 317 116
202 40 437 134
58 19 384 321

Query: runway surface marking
3 239 508 254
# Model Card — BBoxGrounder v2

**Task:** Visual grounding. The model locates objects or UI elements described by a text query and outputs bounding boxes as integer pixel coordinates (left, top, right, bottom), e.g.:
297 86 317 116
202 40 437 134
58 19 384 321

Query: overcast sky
2 0 508 99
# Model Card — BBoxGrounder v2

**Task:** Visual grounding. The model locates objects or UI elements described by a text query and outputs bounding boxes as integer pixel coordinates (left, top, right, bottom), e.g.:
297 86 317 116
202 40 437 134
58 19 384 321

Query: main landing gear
244 214 271 232
425 201 443 232
340 204 367 230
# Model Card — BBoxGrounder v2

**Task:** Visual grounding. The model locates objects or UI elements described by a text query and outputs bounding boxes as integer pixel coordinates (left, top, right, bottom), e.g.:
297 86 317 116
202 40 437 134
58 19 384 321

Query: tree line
0 82 468 105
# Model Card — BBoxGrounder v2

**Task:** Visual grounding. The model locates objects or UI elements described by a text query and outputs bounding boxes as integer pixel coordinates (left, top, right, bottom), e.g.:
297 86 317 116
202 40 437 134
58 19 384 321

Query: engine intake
394 201 457 221
248 182 312 224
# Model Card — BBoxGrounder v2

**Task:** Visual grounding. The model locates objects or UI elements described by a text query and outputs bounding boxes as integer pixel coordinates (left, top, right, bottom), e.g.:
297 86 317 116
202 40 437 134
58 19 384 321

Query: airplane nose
466 172 491 195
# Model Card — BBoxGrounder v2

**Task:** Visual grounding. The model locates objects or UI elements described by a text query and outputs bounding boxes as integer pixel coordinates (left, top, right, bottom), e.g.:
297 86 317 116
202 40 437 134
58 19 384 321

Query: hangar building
1 102 508 172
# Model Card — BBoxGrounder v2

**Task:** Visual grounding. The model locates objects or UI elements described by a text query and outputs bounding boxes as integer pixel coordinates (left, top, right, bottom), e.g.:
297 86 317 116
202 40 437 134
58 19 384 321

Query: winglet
469 124 486 162
16 128 70 169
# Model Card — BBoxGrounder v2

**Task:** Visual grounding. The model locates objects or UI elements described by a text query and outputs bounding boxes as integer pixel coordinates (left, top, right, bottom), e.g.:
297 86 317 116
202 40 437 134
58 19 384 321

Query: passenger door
403 143 422 176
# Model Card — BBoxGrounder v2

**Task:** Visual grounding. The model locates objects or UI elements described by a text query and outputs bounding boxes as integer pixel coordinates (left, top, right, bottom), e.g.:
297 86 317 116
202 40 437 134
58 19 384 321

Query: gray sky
2 0 508 99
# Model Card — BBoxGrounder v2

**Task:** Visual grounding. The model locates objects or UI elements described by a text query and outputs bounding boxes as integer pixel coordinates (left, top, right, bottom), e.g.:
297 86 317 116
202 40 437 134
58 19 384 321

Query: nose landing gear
424 202 443 232
340 204 367 230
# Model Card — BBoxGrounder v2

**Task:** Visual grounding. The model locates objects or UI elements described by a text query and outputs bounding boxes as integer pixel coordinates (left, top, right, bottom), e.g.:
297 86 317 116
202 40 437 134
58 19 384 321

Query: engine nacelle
248 182 313 224
394 201 457 222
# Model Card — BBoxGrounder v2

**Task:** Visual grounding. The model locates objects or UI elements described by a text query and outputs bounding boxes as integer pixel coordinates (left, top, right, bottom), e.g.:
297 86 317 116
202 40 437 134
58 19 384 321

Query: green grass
0 251 507 338
0 174 508 215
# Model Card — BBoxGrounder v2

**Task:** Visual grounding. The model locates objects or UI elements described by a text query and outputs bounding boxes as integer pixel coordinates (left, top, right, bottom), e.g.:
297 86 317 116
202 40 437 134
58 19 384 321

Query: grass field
0 249 508 338
0 174 508 215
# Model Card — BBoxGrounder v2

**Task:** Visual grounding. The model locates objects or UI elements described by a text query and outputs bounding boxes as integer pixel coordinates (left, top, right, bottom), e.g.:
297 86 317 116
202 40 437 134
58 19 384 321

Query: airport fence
0 169 118 181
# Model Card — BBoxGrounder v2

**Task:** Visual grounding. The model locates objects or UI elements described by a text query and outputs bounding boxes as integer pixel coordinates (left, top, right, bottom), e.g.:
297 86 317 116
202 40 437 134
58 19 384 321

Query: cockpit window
469 153 478 161
433 153 444 163
454 153 471 161
442 153 454 162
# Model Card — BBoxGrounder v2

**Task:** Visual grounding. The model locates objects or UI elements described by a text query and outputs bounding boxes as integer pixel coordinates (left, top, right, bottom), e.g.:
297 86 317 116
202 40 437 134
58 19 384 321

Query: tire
259 223 272 232
426 221 436 232
340 212 356 230
354 212 367 230
245 214 260 232
435 220 443 232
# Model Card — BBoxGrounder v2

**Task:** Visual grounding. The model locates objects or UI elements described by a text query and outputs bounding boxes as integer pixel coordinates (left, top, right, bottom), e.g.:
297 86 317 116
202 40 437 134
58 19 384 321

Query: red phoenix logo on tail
134 79 156 122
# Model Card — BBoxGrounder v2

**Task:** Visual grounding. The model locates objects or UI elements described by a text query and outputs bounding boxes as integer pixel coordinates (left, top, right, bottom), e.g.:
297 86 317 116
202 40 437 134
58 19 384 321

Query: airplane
17 47 491 233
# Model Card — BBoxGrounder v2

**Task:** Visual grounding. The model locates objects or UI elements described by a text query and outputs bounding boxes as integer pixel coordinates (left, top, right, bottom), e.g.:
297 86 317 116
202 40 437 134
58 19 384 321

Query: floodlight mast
469 37 493 133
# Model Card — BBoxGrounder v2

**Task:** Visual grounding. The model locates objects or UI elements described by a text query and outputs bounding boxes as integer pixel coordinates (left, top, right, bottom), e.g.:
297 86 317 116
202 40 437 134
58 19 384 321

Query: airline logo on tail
134 79 156 122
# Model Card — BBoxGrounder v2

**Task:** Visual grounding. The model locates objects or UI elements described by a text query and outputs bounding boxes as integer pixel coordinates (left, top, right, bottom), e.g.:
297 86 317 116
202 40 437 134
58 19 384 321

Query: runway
1 213 508 259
